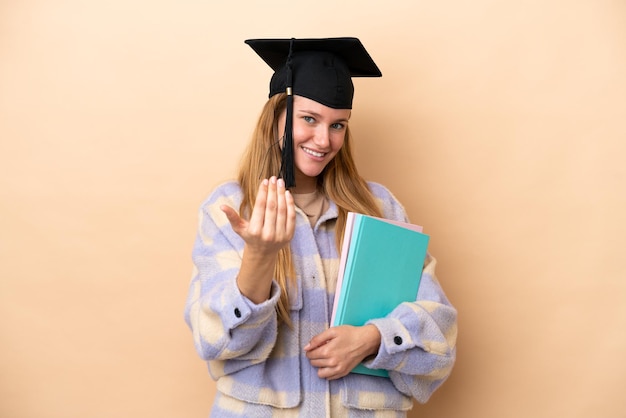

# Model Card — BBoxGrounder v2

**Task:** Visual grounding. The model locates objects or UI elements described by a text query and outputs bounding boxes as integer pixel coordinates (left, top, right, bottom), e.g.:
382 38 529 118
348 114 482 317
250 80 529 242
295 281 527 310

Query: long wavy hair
237 93 383 326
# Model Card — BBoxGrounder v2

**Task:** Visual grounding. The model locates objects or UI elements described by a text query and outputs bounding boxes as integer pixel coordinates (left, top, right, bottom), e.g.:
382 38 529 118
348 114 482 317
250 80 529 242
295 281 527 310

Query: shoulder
366 181 409 222
366 181 396 200
199 180 243 212
193 180 244 237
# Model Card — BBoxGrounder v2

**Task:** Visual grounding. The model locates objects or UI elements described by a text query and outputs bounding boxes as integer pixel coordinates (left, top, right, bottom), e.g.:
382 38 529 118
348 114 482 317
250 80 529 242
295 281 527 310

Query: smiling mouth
302 147 325 158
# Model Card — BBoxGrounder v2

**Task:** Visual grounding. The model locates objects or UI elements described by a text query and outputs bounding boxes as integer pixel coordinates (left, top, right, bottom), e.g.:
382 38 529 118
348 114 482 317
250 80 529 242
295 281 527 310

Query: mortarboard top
244 38 382 77
245 37 382 109
245 37 382 187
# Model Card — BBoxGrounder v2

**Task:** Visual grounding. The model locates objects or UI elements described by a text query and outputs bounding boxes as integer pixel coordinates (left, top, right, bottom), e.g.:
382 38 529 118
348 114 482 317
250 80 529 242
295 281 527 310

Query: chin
298 168 325 179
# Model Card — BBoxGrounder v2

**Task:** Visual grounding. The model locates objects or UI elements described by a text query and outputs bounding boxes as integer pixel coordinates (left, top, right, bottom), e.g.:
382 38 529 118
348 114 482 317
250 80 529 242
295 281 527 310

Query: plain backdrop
1 1 625 417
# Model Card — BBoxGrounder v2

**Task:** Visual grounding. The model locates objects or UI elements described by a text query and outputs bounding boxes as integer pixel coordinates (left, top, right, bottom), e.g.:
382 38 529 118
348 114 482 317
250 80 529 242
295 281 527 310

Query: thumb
220 205 245 232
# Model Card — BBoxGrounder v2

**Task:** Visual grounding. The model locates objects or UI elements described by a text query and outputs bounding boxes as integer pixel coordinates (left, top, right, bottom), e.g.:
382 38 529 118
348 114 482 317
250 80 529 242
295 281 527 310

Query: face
277 95 351 192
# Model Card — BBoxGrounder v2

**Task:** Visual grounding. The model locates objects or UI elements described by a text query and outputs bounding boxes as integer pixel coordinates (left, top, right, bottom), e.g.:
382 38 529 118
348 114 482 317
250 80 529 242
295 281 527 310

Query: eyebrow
297 109 351 123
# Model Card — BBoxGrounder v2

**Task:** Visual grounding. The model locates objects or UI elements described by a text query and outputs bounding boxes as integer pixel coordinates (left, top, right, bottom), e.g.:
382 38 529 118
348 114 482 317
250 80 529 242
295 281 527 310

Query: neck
290 172 318 194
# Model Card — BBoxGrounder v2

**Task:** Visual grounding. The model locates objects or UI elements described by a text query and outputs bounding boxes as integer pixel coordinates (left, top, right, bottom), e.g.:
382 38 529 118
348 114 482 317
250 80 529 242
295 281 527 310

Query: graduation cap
245 37 382 188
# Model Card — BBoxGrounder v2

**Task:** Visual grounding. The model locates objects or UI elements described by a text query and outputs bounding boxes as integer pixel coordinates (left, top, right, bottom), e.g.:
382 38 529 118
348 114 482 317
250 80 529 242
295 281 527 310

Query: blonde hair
237 93 383 326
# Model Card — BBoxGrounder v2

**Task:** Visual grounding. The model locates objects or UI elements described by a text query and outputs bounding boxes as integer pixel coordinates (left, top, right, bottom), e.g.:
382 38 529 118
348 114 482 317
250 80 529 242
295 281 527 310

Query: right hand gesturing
221 176 296 256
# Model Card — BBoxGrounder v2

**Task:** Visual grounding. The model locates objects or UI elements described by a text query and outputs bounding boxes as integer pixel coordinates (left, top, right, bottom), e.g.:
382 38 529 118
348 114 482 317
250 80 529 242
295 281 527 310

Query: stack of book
330 212 430 377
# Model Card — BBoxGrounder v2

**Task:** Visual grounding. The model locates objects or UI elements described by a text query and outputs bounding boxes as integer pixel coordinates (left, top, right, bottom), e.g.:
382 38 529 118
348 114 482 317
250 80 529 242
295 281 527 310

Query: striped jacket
184 180 457 417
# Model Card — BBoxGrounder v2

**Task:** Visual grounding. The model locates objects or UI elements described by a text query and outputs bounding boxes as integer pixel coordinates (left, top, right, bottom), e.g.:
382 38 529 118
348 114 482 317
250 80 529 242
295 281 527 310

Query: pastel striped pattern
184 181 457 417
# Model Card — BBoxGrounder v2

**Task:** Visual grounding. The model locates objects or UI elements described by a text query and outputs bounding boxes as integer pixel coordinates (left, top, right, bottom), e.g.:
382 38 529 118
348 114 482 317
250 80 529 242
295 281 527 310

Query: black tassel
282 94 295 188
280 38 296 188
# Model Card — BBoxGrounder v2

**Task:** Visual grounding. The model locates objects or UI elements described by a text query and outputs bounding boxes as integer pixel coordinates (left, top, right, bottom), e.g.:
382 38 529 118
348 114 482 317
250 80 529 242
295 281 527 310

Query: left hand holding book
304 324 382 380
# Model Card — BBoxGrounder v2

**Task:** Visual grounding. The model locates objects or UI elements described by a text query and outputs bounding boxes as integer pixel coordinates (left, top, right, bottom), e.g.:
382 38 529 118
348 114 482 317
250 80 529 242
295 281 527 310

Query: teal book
330 212 429 377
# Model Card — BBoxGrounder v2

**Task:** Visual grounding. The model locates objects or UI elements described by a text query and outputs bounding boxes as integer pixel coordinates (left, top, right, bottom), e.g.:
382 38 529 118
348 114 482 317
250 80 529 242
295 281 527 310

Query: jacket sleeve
183 192 280 373
364 254 457 403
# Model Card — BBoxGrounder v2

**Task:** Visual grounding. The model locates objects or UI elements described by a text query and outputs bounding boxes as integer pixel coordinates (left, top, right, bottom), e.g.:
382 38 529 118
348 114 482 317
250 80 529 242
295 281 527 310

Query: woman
184 37 457 417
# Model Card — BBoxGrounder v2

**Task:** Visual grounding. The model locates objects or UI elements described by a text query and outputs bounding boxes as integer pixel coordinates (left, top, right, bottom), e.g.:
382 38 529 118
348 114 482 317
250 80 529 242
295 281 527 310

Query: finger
308 349 339 366
284 189 296 240
220 205 244 232
305 344 329 360
308 357 327 367
263 176 278 234
304 329 334 352
275 178 287 238
249 179 269 232
314 361 348 380
317 366 336 379
322 368 347 381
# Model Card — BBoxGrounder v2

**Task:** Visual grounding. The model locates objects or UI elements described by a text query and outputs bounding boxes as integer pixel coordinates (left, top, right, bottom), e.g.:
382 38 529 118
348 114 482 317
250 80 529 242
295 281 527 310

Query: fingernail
270 176 277 184
262 179 269 186
277 178 285 187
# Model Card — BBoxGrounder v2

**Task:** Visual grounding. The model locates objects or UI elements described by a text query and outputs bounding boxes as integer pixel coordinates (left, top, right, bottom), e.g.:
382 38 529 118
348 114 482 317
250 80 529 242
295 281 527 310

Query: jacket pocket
216 352 302 408
341 373 413 411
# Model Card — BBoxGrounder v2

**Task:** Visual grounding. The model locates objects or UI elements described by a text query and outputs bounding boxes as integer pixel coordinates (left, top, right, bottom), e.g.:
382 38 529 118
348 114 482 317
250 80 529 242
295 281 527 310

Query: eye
331 122 345 130
303 116 315 124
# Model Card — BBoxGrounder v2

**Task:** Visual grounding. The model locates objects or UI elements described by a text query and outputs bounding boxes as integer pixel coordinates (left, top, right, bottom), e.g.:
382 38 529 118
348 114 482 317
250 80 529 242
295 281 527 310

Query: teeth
303 147 324 157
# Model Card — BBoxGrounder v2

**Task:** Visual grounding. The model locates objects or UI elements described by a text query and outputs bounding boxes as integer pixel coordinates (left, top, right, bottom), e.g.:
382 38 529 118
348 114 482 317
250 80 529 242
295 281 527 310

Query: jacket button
234 308 241 318
393 336 403 345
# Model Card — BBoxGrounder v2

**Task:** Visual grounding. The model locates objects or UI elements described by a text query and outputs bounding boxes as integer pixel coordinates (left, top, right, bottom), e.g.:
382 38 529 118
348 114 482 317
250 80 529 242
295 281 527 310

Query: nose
313 126 331 148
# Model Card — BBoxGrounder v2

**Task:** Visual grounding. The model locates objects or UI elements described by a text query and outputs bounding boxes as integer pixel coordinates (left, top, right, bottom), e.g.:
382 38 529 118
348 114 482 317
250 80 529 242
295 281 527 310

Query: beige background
1 0 625 417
